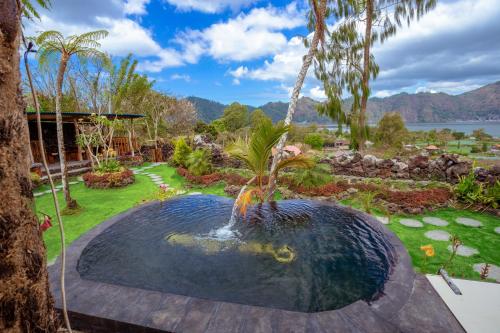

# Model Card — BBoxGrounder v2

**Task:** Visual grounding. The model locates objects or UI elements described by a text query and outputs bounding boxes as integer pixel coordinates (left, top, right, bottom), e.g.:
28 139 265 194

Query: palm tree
35 29 108 209
266 0 328 199
228 122 314 214
0 0 57 331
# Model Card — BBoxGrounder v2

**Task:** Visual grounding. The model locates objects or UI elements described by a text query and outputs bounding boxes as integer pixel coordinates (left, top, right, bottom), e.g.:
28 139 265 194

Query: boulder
446 161 472 182
362 155 379 169
224 185 241 197
408 155 429 169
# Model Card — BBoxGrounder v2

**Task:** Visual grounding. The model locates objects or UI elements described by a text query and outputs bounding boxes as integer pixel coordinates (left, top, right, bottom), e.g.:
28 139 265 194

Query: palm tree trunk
55 55 77 209
359 0 373 152
266 0 326 199
0 1 58 331
24 37 73 333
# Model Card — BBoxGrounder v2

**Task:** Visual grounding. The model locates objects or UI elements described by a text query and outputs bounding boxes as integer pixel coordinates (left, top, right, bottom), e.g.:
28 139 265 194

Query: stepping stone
77 176 83 181
34 192 44 197
423 217 449 227
473 263 500 282
43 190 52 194
376 216 389 224
425 230 451 241
188 192 202 195
399 218 423 228
456 217 482 227
447 245 479 257
69 181 79 185
494 227 500 234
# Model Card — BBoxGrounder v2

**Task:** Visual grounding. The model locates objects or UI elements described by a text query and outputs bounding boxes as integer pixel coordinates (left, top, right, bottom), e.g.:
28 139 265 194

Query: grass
387 209 499 281
36 163 499 282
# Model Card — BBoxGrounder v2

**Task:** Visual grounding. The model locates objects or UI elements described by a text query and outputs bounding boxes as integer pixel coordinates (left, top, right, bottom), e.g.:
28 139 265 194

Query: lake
323 122 500 137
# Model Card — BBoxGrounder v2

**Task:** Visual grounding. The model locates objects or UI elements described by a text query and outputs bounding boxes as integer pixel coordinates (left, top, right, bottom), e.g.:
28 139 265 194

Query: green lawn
36 164 499 281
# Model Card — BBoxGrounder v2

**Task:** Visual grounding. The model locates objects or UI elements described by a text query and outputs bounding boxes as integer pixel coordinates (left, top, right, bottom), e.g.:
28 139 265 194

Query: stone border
48 198 449 333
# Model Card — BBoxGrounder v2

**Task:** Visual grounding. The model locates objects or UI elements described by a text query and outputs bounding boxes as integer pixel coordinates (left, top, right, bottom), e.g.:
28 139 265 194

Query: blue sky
25 0 500 106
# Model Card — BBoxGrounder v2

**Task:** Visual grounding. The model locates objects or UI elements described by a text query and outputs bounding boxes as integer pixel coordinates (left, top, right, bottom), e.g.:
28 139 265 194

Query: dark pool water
77 195 396 312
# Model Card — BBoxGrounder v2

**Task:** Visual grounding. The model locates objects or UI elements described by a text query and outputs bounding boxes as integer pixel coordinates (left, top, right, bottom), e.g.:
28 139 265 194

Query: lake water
324 122 500 137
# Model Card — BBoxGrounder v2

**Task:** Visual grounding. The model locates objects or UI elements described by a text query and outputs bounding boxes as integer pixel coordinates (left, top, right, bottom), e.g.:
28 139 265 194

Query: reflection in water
78 195 396 312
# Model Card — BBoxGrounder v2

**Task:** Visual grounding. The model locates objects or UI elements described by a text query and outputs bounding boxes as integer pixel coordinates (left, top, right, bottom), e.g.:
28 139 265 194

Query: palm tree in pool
228 122 314 216
266 0 328 199
34 29 108 209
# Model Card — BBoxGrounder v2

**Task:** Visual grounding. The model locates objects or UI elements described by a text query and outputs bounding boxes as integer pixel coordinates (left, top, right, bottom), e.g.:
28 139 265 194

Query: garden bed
83 168 135 188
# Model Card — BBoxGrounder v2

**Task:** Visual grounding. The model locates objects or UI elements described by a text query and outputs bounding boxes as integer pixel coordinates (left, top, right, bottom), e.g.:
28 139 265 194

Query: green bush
186 149 212 176
194 121 218 140
95 159 122 173
304 133 324 150
172 137 192 167
291 164 331 189
30 172 42 187
470 145 481 154
455 169 499 208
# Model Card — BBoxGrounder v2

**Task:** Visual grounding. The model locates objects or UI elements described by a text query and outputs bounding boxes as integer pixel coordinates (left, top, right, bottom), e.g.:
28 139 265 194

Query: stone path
399 218 424 228
494 227 500 234
473 263 500 282
447 245 479 257
376 216 389 224
423 217 449 227
455 217 483 227
425 230 451 241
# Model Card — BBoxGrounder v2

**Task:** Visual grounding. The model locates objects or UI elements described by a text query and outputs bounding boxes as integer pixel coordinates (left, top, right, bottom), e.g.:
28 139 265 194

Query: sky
24 0 500 106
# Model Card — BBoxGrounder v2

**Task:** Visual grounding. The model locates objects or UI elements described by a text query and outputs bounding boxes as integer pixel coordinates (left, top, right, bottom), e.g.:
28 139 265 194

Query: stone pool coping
48 198 464 333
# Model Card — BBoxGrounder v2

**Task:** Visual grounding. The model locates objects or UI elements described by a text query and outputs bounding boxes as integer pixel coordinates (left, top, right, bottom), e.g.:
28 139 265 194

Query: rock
224 185 241 197
447 244 479 257
347 187 358 194
495 227 500 234
423 217 449 227
446 161 471 182
408 155 429 169
424 230 451 241
473 263 500 282
399 218 423 228
455 217 483 227
362 155 379 169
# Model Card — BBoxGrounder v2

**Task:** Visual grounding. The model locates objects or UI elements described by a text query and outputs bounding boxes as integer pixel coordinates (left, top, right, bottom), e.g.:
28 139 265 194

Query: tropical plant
304 133 325 150
76 113 122 171
34 29 109 208
315 0 436 150
172 137 192 167
267 0 328 198
228 122 314 212
186 149 212 176
290 164 331 189
355 191 379 214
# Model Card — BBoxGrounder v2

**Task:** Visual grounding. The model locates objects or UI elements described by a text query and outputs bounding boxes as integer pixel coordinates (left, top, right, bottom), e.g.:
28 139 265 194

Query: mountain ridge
187 81 500 124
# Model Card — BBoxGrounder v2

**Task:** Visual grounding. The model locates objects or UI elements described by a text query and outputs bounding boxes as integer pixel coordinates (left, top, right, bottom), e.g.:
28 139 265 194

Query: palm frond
274 154 314 175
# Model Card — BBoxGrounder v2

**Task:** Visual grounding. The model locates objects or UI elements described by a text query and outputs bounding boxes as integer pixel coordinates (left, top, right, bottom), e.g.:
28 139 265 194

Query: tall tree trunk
266 0 326 199
0 1 58 331
55 55 77 209
359 0 373 152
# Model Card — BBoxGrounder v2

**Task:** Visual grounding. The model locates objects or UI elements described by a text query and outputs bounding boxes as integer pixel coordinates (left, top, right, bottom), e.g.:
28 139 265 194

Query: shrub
290 165 331 189
172 137 192 167
95 159 121 173
186 149 212 176
304 133 324 150
83 169 134 188
455 169 482 204
30 172 42 187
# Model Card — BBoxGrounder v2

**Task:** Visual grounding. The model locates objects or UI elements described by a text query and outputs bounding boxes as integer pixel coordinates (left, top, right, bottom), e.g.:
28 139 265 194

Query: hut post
74 119 83 161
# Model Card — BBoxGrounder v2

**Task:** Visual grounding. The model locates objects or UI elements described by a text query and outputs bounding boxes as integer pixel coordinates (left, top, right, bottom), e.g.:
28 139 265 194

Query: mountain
188 81 500 124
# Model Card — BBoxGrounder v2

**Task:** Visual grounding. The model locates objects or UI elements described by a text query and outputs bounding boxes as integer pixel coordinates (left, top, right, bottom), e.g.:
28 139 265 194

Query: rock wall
326 152 499 184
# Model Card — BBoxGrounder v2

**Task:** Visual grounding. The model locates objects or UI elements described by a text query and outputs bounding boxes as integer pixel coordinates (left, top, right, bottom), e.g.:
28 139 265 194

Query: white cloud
164 0 257 13
170 73 191 82
124 0 151 15
229 66 249 78
309 86 326 100
173 3 305 63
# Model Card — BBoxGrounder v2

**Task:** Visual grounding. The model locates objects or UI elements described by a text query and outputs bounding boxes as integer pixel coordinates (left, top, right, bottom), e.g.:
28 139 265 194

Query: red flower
40 215 52 232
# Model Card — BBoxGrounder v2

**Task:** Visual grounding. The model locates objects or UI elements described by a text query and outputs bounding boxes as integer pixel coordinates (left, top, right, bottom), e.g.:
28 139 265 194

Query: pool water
77 195 395 312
